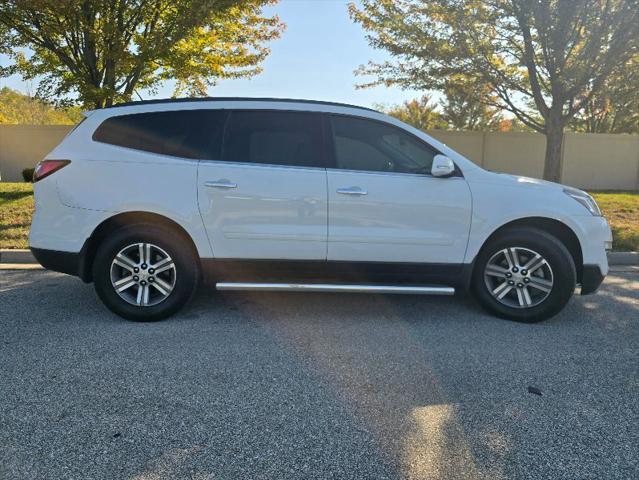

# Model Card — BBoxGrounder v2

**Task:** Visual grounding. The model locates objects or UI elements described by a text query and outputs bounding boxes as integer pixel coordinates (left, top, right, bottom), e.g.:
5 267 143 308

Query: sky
0 0 422 109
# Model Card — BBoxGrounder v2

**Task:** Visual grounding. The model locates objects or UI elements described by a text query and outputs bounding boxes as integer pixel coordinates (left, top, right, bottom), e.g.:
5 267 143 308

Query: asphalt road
1 269 638 480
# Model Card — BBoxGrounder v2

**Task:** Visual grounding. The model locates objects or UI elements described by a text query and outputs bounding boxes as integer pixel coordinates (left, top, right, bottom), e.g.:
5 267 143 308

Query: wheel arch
79 211 200 282
473 217 584 283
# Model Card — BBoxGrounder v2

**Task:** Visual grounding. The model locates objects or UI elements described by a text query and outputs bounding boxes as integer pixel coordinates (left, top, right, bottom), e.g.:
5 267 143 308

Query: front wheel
472 227 576 323
93 224 199 321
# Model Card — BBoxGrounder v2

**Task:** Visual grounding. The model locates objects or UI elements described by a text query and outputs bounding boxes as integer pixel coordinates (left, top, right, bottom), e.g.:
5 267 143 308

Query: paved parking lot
1 268 638 479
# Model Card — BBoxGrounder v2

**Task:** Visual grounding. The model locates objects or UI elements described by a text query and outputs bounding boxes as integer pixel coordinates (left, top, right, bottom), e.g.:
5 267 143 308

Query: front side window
93 109 226 159
222 110 324 168
330 115 438 174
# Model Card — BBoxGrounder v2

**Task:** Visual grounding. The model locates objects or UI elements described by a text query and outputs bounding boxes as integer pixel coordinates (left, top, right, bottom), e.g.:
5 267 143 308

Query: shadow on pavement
1 270 637 479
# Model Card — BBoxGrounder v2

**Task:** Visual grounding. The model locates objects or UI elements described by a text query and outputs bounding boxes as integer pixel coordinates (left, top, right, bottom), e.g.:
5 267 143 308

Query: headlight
563 188 602 216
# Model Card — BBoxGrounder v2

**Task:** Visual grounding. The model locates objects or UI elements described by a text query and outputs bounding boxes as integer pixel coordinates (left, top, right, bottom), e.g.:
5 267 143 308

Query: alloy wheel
110 243 177 307
484 247 554 309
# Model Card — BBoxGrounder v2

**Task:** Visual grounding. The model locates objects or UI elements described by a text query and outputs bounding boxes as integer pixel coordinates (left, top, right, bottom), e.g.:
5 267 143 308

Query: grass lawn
591 191 639 252
0 183 637 251
0 183 34 249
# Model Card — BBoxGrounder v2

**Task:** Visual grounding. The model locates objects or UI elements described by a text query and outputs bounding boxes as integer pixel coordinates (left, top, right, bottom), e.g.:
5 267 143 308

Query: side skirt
216 283 455 295
201 259 473 291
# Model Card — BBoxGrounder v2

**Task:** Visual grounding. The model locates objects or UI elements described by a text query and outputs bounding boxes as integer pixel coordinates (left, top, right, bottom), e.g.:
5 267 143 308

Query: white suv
29 98 612 322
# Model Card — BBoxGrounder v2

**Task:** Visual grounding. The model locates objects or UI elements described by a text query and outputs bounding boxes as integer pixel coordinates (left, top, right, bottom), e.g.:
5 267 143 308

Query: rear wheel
472 227 576 322
93 224 199 321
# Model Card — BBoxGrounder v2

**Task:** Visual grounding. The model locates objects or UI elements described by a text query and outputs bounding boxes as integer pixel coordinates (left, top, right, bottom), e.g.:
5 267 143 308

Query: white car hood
479 171 566 192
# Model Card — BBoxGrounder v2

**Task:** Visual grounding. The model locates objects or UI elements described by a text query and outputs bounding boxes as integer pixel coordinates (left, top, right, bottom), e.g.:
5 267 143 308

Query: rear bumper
30 246 90 282
580 264 605 295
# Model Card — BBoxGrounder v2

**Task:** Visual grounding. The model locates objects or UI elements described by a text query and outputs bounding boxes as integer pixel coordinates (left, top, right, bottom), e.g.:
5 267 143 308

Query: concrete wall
428 130 639 190
0 125 73 182
1 124 638 190
561 133 639 190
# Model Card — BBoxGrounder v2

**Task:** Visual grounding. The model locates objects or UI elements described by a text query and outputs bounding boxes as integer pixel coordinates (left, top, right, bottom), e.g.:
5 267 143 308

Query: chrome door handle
205 179 237 189
337 186 367 196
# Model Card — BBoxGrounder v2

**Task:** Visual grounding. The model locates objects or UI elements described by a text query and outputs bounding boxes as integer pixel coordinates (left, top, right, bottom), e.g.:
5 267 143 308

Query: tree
381 95 446 131
382 89 504 132
0 87 82 124
0 0 283 108
349 0 639 181
571 56 639 134
440 76 503 131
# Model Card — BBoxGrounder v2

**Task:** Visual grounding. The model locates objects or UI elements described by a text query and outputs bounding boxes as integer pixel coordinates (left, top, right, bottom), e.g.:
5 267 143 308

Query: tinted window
93 110 226 159
330 115 437 174
223 111 323 168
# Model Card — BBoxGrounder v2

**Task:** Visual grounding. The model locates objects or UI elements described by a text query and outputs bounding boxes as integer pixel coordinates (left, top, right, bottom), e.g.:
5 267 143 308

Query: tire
93 224 199 321
472 227 576 323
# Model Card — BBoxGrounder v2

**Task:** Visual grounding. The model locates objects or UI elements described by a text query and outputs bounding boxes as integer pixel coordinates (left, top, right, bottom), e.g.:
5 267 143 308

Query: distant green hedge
22 168 35 182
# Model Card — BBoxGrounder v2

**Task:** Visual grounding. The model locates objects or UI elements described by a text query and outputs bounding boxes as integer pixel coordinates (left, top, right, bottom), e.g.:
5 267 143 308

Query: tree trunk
543 118 564 182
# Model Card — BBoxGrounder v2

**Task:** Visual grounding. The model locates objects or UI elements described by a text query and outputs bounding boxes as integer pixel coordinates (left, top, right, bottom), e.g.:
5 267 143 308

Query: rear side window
330 115 438 174
93 110 226 159
222 110 324 168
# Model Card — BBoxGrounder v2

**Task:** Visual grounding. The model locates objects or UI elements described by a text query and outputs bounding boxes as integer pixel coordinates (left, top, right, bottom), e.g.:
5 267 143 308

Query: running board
215 282 455 295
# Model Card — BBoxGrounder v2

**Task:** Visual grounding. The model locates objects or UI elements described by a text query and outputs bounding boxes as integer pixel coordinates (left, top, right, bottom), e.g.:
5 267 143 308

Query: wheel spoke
502 249 513 269
511 248 522 267
523 254 546 273
493 281 512 299
515 288 527 307
154 260 174 275
521 287 532 306
116 279 136 292
485 264 508 279
114 253 136 272
154 277 173 295
142 285 150 305
152 257 172 270
504 248 520 269
498 286 513 299
145 243 152 264
151 281 168 296
136 285 143 304
136 284 150 306
528 277 553 292
114 275 133 286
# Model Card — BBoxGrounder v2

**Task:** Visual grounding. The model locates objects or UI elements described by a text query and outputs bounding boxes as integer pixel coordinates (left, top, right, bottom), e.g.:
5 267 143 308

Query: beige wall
1 124 638 190
483 132 547 179
561 133 639 190
0 125 73 182
428 130 485 165
428 129 639 190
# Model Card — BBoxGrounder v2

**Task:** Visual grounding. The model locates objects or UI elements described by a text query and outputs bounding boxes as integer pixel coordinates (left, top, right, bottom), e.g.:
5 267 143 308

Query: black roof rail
105 97 379 113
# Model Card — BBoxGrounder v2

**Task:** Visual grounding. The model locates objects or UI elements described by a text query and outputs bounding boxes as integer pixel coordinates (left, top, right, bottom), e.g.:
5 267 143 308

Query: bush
22 168 35 182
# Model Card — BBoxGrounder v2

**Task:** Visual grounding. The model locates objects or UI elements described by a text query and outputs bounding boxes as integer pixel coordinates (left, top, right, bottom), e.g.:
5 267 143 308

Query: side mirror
431 154 455 177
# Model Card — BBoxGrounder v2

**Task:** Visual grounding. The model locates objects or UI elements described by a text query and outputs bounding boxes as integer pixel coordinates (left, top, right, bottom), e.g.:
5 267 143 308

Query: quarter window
222 111 324 168
330 115 438 174
93 110 226 159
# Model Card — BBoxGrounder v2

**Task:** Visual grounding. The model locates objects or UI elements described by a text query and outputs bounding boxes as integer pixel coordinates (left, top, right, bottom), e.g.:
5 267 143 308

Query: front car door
198 110 328 260
326 114 472 264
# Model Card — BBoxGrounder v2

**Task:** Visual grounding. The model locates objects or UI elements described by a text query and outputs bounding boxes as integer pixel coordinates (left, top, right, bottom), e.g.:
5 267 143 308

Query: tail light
33 159 71 183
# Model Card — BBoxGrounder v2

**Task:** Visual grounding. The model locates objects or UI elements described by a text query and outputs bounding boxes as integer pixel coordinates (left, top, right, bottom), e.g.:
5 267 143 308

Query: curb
1 249 36 264
608 251 639 266
2 249 638 266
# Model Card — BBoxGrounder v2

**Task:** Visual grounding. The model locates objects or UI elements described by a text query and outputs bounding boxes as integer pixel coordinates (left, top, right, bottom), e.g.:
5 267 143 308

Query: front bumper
574 215 612 276
580 264 605 295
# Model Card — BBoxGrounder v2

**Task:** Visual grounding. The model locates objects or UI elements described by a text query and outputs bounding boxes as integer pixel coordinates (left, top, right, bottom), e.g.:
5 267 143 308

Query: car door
197 110 328 260
326 114 472 264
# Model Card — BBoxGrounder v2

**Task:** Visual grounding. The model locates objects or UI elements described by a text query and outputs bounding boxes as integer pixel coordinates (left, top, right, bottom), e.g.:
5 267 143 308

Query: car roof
104 97 379 113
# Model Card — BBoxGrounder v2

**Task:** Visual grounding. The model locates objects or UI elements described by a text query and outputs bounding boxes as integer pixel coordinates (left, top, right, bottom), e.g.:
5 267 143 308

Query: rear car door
197 110 328 260
326 114 472 264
